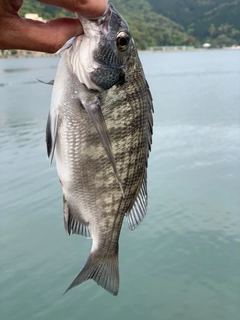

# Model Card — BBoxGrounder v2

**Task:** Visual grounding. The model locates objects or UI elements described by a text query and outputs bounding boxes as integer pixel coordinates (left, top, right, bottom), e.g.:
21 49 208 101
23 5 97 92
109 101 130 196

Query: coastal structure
147 45 195 51
25 13 46 22
203 43 211 48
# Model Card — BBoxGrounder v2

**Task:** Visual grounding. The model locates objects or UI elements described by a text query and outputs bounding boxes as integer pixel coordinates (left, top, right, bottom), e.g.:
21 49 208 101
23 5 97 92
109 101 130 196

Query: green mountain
112 0 198 48
149 0 240 46
19 0 240 49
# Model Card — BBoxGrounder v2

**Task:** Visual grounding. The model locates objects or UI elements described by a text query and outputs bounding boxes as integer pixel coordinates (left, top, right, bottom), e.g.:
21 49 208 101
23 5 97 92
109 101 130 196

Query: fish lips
76 3 112 37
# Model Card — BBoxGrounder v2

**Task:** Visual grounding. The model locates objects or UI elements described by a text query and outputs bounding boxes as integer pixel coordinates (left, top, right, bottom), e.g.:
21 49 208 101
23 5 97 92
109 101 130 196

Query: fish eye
116 32 129 51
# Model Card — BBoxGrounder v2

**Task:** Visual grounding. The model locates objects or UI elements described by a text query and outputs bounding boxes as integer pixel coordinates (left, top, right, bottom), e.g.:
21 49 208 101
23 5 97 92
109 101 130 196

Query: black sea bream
46 2 153 296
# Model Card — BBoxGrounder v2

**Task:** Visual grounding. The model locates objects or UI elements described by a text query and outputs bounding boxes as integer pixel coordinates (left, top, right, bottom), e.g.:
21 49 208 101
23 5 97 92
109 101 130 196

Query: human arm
0 0 107 53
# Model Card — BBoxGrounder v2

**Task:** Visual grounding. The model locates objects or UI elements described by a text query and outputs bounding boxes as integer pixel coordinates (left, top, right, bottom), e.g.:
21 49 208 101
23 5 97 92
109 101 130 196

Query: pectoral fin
37 78 54 85
82 96 124 197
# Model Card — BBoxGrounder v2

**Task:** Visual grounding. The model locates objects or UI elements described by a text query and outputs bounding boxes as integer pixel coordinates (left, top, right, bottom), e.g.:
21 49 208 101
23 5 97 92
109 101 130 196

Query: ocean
0 49 239 320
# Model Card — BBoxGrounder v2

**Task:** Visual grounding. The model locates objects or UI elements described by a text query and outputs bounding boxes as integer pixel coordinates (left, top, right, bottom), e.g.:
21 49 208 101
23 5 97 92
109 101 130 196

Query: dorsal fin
126 171 148 230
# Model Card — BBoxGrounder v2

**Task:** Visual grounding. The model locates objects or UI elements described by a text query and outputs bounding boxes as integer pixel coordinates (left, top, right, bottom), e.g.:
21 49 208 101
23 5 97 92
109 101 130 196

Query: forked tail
64 249 119 296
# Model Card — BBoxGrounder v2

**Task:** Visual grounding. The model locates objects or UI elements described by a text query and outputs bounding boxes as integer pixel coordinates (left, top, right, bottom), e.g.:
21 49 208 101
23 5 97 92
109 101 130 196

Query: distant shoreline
0 47 239 59
0 50 57 59
139 47 240 53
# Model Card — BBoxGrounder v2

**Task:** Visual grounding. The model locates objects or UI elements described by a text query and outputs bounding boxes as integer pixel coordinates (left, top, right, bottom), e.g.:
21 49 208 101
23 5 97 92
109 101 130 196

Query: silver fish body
46 2 153 296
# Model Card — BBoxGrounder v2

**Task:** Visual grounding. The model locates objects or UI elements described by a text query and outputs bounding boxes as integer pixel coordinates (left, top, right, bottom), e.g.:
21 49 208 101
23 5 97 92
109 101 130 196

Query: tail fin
64 251 119 296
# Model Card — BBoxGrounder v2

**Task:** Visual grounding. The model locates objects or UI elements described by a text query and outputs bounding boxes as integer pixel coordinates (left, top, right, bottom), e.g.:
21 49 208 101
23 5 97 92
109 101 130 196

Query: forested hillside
112 0 197 48
19 0 240 49
149 0 240 47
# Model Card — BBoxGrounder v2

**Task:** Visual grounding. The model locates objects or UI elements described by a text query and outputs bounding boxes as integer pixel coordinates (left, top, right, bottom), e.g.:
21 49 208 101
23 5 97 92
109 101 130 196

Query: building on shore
147 45 195 51
24 13 46 22
203 43 211 48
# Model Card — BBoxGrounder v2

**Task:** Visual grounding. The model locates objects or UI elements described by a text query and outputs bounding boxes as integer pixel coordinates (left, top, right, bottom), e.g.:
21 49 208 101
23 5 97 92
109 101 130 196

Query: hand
0 0 107 53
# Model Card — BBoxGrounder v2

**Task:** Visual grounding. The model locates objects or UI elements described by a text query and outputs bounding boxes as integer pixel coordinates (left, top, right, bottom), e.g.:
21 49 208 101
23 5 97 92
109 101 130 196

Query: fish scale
46 2 153 296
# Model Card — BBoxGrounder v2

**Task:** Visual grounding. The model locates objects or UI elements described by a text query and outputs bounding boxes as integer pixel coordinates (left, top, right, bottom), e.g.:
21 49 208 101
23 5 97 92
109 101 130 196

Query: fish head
73 3 133 90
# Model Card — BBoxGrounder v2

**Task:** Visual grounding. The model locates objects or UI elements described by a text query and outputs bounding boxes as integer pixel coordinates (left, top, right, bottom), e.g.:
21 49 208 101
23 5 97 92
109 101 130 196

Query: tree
208 24 216 36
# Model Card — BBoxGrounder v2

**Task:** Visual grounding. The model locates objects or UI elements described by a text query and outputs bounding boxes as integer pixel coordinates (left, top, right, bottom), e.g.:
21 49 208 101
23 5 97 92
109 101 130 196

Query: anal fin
63 196 91 238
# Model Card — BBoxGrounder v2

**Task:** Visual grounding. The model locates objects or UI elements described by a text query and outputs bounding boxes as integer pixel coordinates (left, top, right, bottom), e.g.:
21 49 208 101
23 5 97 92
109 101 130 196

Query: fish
46 2 153 296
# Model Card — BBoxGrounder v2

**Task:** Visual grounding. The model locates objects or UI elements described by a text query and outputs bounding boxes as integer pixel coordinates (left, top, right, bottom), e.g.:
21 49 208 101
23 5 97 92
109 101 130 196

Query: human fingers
10 0 23 12
0 0 22 14
0 16 83 52
38 0 107 17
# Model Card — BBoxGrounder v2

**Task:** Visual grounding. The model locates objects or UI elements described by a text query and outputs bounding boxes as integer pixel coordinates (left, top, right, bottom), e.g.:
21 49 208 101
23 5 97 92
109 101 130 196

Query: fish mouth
95 3 112 36
73 4 128 90
76 3 115 37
